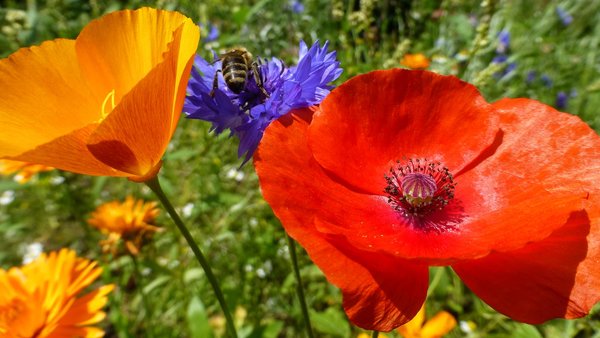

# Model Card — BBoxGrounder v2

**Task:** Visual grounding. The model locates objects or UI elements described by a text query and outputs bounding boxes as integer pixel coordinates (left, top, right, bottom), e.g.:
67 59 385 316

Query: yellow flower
397 304 456 338
88 196 161 255
0 248 113 337
0 159 53 183
357 333 389 338
400 53 430 70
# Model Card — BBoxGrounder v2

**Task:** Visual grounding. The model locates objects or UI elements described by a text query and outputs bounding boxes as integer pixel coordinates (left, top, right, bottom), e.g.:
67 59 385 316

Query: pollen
384 158 455 218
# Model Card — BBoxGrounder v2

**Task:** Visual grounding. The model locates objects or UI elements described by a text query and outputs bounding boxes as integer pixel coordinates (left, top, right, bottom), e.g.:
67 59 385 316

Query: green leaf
184 268 205 284
187 296 213 338
511 323 543 338
142 275 170 294
309 307 350 338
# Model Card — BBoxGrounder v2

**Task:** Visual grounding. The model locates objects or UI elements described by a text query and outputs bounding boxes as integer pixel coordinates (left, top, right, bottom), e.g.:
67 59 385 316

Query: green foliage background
1 0 599 337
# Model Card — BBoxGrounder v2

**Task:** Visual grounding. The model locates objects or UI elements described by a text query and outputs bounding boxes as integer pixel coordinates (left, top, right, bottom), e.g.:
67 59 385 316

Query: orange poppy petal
85 10 199 177
75 8 197 104
254 109 429 331
420 310 456 337
0 39 101 158
10 125 128 176
307 69 497 195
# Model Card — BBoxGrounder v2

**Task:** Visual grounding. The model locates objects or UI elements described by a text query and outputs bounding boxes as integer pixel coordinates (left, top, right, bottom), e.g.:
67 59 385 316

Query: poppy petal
85 11 199 176
452 98 599 253
307 160 582 263
453 208 599 323
397 304 426 337
75 8 195 104
0 39 121 175
308 69 498 194
10 125 127 176
485 98 599 198
452 98 600 323
254 109 429 331
300 93 594 263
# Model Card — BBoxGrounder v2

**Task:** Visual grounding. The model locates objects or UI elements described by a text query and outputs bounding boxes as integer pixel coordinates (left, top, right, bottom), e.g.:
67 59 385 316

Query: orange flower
357 333 389 338
0 248 113 337
397 304 456 338
400 53 430 69
0 159 53 183
88 196 161 255
0 8 199 182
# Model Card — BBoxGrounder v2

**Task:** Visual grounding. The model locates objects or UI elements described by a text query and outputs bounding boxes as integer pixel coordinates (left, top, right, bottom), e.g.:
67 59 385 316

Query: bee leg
210 69 222 97
252 61 270 98
278 59 286 77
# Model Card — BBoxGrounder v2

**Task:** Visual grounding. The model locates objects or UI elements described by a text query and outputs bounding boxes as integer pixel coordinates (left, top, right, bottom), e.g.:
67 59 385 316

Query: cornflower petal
184 40 342 162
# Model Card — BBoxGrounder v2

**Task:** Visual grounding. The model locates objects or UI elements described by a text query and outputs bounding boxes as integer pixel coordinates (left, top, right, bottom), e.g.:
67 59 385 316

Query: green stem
145 176 238 338
286 234 314 338
427 266 446 297
372 331 379 338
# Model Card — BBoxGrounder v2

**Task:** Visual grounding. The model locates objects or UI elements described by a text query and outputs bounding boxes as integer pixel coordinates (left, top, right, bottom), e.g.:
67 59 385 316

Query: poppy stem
372 331 379 338
286 234 315 338
145 176 238 338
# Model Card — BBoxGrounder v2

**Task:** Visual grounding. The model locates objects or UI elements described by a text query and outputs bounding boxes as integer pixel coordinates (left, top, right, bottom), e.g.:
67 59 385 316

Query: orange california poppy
397 304 456 338
0 159 53 183
401 53 430 70
254 69 600 330
0 8 199 182
0 248 113 337
88 196 161 255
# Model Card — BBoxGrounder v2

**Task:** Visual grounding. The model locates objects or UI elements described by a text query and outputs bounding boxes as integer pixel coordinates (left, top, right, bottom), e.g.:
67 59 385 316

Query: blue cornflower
492 55 516 78
184 41 342 162
492 55 508 64
556 7 573 26
200 24 219 43
290 0 305 13
541 74 553 88
496 29 510 54
526 70 537 84
555 91 568 109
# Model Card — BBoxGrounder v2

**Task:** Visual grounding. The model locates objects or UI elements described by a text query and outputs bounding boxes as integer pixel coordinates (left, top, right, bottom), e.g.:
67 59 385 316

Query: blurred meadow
1 0 600 337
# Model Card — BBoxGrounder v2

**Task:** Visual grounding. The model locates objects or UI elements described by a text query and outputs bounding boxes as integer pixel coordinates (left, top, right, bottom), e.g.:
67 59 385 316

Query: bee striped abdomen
222 54 249 93
211 48 264 98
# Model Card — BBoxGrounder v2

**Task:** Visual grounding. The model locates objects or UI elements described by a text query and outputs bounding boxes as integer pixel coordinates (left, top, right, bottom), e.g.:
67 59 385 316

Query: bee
210 48 269 97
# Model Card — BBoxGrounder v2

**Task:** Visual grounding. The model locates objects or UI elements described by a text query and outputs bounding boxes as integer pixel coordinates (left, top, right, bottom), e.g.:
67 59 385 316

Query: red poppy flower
254 69 600 331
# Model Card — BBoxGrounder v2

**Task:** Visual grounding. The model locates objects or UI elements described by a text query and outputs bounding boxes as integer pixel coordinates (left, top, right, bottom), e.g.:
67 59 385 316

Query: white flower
181 202 194 218
225 168 245 182
22 242 43 264
0 190 15 205
50 176 66 185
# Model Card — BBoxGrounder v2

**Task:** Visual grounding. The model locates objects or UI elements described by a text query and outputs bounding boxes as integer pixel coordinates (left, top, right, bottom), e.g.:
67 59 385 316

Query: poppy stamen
385 158 456 218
